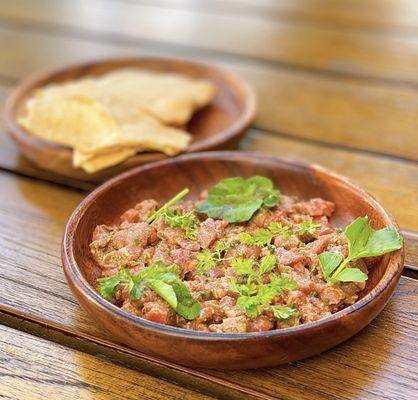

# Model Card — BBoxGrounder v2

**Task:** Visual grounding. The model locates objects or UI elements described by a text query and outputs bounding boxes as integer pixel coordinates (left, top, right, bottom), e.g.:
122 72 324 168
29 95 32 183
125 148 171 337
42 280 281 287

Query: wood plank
241 131 418 230
0 171 416 399
0 324 215 400
1 0 418 85
0 27 417 161
403 230 418 272
146 0 418 34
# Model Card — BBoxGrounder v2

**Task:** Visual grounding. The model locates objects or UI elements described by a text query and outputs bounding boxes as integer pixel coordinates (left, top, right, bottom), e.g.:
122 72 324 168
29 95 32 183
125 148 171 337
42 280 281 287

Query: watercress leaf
334 268 368 283
330 217 402 282
247 176 280 207
171 282 201 320
147 279 178 309
345 216 373 256
231 258 254 275
357 227 403 258
271 305 299 320
197 176 280 223
259 254 278 274
345 216 402 259
198 198 263 223
318 251 343 281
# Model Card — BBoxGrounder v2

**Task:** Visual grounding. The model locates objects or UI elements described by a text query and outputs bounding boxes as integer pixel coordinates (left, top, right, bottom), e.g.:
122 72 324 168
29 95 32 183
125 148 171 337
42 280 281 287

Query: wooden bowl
62 152 404 369
4 58 256 182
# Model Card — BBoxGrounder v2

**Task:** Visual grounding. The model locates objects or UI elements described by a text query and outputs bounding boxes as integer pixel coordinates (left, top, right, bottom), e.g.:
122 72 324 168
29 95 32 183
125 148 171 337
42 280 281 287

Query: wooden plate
62 152 404 369
4 58 257 182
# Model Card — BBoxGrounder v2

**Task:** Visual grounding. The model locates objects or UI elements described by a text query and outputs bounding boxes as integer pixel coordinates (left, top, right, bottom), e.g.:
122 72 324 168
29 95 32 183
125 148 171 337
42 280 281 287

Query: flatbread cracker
118 111 191 156
19 68 211 173
19 92 120 153
76 147 138 173
95 69 216 125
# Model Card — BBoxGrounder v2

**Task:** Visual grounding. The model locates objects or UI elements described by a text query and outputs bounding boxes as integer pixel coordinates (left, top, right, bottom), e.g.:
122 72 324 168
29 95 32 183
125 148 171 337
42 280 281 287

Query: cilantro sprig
197 176 280 223
319 216 403 283
238 222 293 247
197 240 234 274
162 209 197 239
98 261 201 320
228 255 298 319
298 220 321 236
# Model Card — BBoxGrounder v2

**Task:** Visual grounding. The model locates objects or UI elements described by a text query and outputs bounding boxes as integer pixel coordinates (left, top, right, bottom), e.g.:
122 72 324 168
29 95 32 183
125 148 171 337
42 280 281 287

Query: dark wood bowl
62 152 404 369
4 58 256 182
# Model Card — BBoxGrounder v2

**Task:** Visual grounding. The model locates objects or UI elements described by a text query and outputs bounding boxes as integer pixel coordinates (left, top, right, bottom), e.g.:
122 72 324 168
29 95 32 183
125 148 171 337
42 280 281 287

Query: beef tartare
90 176 402 333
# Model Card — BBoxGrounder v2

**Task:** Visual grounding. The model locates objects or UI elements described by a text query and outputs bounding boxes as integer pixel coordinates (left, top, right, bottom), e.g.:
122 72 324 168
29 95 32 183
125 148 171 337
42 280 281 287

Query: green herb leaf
171 281 202 320
335 268 368 283
162 209 197 239
318 251 343 281
197 240 234 274
268 222 293 239
271 305 299 320
345 216 403 259
197 176 280 223
236 296 262 317
231 258 254 275
197 250 217 274
257 284 280 305
298 220 321 236
98 269 133 299
230 255 298 318
238 229 274 247
259 254 278 274
97 261 201 320
332 217 402 281
322 216 403 283
147 279 177 309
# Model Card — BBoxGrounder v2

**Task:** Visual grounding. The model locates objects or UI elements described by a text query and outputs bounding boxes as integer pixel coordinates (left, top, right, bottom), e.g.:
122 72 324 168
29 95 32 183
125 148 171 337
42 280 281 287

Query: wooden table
0 1 417 399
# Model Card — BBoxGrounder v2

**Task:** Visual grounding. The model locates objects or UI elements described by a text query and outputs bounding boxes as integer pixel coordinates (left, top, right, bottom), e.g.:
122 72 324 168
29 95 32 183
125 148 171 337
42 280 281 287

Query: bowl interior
71 153 396 309
13 58 253 150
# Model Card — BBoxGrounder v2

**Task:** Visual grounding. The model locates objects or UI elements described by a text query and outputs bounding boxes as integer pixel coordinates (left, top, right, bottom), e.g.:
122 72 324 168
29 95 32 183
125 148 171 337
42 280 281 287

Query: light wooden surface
0 0 417 398
0 324 215 400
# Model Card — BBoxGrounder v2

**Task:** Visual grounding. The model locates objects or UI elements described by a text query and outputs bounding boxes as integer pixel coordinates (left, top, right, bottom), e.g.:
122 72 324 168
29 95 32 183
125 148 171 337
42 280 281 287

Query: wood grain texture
240 132 418 231
1 0 418 85
1 278 417 400
0 25 418 160
146 0 418 34
403 230 418 272
0 324 215 400
0 156 416 397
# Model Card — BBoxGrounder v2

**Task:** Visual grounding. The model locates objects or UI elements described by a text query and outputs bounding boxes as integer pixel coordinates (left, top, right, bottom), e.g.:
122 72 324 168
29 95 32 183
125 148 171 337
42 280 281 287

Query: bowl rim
4 56 257 158
62 151 404 340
